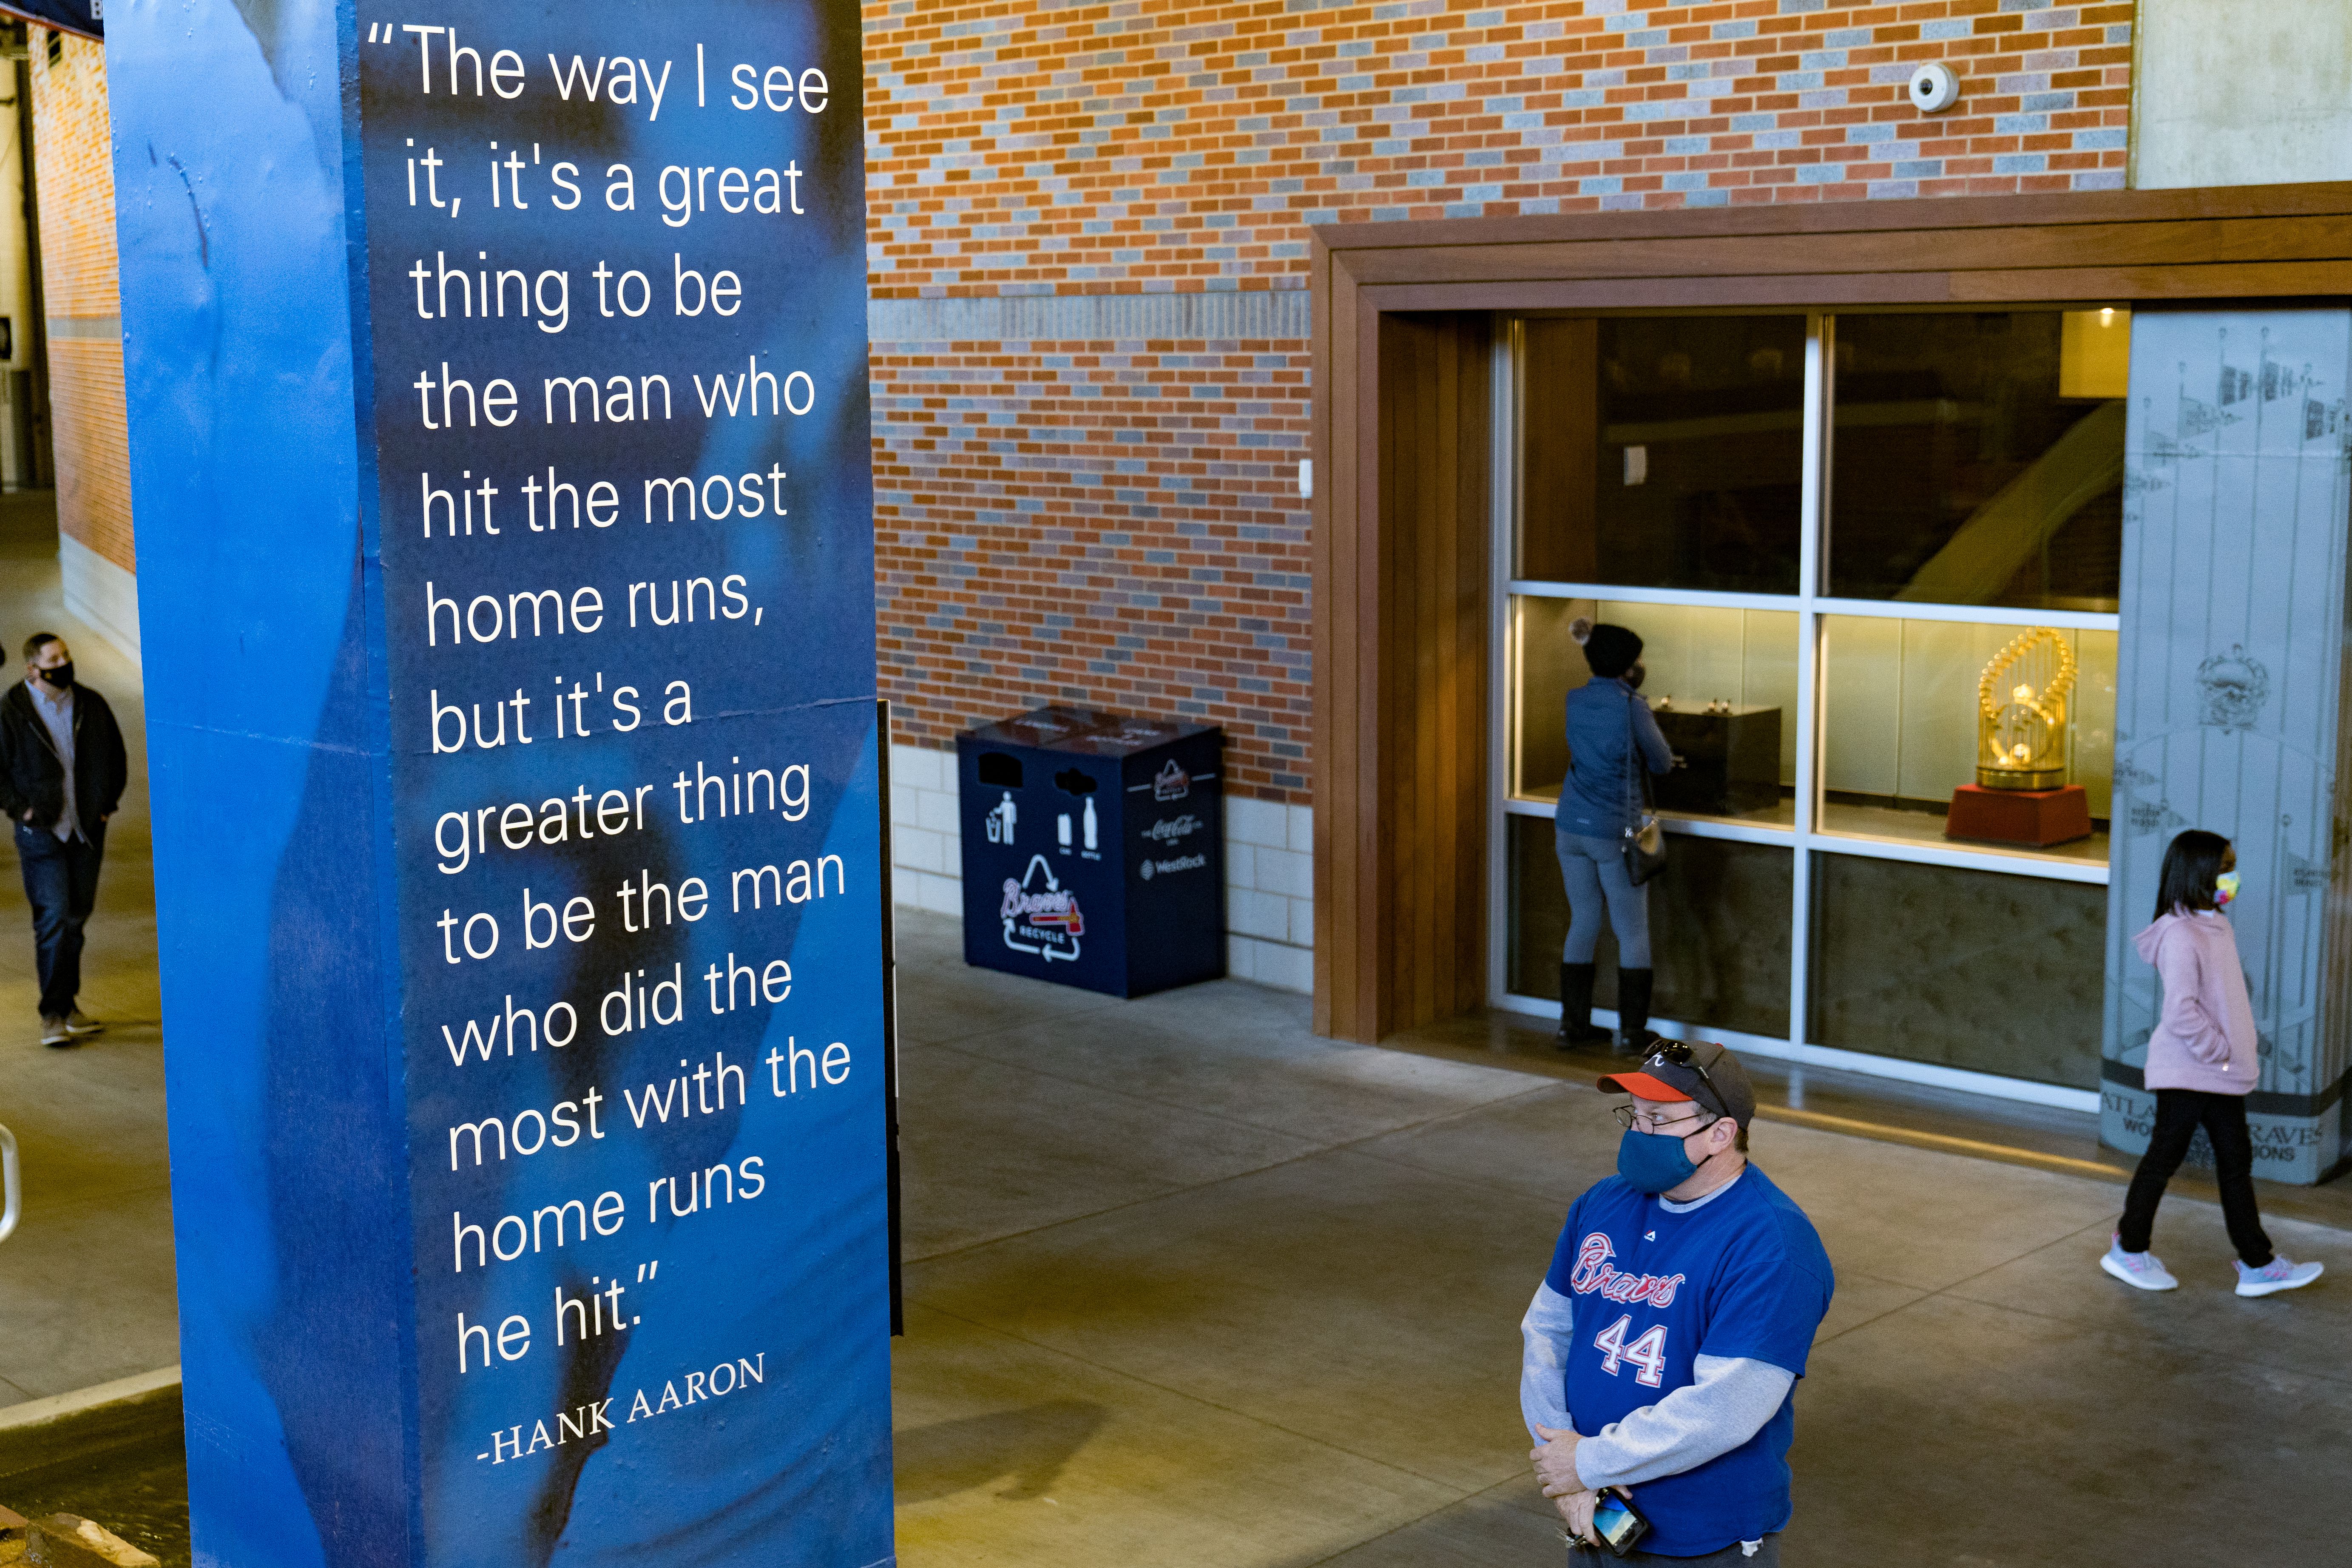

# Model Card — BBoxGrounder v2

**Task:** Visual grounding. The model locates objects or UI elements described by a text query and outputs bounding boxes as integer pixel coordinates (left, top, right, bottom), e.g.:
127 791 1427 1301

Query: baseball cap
1597 1040 1757 1128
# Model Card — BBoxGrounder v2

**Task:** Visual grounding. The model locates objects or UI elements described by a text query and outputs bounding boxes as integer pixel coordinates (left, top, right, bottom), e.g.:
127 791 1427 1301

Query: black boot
1556 963 1608 1048
1615 968 1656 1056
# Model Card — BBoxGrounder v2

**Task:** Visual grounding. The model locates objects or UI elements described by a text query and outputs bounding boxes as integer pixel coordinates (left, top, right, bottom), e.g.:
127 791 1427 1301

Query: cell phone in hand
1591 1488 1650 1556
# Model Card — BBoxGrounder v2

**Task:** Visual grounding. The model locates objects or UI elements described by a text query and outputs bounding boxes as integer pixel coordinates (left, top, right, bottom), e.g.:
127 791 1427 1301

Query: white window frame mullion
1508 580 1800 614
1488 318 1522 1015
1815 597 2118 633
1785 313 1831 1104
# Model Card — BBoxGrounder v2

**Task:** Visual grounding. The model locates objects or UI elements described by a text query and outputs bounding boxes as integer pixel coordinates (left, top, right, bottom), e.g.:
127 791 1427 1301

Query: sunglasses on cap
1640 1041 1727 1117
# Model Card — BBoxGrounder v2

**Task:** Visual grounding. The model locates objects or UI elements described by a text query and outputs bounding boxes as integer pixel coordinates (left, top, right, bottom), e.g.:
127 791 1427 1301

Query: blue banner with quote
110 2 890 1563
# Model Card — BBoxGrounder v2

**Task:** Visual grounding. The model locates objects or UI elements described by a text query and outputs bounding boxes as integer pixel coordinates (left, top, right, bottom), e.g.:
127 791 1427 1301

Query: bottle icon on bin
1082 796 1099 851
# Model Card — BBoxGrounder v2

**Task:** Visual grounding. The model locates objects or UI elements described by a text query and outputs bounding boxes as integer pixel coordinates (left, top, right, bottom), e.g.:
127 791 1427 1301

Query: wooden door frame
1308 180 2352 1042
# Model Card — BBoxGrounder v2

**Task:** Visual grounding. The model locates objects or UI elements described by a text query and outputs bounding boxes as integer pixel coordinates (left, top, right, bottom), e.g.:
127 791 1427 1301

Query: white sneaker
2235 1256 2324 1298
63 1011 103 1036
39 1016 70 1048
2101 1235 2178 1292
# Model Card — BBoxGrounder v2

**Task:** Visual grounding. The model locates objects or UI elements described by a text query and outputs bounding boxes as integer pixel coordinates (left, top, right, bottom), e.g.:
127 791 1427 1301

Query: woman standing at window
1556 624 1673 1054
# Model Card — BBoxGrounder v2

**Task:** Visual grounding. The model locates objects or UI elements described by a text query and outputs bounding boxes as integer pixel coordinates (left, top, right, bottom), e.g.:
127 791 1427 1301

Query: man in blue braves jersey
1522 1040 1833 1564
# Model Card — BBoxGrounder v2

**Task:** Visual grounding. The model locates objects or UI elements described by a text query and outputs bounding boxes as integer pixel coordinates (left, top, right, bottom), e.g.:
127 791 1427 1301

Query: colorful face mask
2214 871 2240 908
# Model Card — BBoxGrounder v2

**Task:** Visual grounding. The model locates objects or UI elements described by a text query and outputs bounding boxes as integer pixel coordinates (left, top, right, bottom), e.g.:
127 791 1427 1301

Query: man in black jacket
0 633 127 1046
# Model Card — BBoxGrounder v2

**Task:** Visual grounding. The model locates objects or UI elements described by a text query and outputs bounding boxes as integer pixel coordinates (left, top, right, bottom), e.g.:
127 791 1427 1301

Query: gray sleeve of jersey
1572 1355 1794 1490
1520 1281 1577 1443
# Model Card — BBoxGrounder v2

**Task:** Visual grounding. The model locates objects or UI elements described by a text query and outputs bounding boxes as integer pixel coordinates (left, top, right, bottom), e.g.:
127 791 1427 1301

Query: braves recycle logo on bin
1153 759 1191 801
1002 855 1085 963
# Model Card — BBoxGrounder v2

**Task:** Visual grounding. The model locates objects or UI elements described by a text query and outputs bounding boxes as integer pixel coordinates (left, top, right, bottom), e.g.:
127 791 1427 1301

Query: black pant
2118 1088 2272 1267
16 820 103 1020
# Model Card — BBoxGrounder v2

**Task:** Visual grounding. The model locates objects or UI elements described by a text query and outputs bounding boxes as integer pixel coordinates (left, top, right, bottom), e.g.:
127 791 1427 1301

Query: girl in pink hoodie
2103 830 2324 1298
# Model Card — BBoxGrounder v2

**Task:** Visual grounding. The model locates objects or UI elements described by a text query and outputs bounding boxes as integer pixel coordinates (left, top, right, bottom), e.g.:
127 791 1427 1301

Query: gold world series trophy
1946 628 2094 847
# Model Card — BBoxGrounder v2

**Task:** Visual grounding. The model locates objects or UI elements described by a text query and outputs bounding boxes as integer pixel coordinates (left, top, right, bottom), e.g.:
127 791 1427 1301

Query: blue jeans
1556 824 1651 967
17 820 104 1019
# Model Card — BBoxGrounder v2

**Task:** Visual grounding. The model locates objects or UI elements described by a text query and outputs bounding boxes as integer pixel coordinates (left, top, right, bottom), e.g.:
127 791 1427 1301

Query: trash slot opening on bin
978 752 1023 787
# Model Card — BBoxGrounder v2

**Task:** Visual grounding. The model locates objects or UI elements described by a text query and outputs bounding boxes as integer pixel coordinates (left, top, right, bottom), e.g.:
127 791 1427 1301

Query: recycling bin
956 705 1225 997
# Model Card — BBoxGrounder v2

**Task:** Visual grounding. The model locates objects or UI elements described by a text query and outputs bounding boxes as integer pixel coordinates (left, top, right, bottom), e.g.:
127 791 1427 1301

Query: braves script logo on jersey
1569 1232 1686 1307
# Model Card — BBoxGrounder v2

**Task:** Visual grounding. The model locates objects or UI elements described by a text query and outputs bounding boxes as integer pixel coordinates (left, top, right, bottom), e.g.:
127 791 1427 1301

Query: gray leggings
1556 826 1651 967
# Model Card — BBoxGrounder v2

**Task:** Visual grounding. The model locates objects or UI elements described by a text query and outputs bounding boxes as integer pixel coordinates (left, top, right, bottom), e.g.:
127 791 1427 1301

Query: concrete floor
0 494 176 1405
891 907 2352 1566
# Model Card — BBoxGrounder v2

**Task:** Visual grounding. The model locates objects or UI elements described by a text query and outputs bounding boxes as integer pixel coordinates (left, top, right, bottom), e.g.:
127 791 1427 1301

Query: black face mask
36 662 72 691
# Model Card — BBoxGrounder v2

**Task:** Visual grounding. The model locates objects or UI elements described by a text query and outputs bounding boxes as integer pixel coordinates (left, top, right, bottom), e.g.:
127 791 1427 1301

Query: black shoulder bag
1621 695 1668 886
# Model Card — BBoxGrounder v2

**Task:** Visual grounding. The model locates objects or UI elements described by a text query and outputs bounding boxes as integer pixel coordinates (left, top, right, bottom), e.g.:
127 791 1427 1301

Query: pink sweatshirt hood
2133 910 2258 1094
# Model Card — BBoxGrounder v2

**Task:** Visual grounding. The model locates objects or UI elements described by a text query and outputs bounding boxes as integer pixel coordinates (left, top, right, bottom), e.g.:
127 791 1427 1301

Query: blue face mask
1617 1125 1701 1194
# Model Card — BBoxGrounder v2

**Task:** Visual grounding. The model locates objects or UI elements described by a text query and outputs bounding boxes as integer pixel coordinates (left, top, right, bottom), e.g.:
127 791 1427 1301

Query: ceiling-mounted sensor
1909 62 1960 114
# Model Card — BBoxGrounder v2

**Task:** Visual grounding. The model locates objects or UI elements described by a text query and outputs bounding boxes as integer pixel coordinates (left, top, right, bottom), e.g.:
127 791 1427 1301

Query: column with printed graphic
110 3 892 1562
2103 309 2352 1185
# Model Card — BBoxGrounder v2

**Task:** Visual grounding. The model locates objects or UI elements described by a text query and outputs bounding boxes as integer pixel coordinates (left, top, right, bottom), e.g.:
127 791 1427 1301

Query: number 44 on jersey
1592 1314 1669 1387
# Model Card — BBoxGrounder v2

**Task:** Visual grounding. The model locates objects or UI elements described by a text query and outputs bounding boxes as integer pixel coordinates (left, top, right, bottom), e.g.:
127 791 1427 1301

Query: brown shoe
40 1016 71 1047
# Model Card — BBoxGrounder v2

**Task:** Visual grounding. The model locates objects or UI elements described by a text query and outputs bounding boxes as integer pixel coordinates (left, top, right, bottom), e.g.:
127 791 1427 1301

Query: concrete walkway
890 907 2352 1566
0 495 176 1405
2 547 2349 1562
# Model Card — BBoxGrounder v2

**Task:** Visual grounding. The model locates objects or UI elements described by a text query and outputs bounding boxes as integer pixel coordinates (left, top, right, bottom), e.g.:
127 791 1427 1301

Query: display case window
1827 309 2128 611
1511 596 1797 829
1499 308 2125 1105
1509 815 1793 1040
1519 315 1806 594
1819 616 2115 866
1808 853 2108 1088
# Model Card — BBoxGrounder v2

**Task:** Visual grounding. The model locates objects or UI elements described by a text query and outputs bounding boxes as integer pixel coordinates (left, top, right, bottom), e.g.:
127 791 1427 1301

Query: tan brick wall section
9 9 2142 804
863 1 2136 804
874 334 1314 799
32 29 132 574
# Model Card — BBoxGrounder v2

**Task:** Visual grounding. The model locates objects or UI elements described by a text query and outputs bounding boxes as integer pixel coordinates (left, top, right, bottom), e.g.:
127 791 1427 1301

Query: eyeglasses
1613 1103 1715 1135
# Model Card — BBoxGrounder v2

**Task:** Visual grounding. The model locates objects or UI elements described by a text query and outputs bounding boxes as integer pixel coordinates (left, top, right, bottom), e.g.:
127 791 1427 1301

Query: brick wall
863 0 2134 792
31 28 132 577
872 315 1313 801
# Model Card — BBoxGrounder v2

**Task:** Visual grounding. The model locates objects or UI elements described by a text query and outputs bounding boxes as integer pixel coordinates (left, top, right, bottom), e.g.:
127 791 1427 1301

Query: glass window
1829 309 2128 610
1509 815 1793 1040
1819 615 2114 864
1499 307 2128 1097
1511 597 1798 828
1808 853 2106 1088
1520 315 1807 594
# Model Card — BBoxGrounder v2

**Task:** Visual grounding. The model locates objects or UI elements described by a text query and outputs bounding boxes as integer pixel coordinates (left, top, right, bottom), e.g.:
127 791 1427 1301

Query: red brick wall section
873 333 1314 798
863 1 2133 804
31 29 132 574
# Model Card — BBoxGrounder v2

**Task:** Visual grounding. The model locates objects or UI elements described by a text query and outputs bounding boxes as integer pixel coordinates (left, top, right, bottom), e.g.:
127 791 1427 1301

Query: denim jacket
1557 677 1673 838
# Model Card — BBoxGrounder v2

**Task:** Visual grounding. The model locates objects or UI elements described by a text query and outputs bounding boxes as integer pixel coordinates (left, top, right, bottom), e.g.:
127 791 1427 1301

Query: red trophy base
1946 784 2093 848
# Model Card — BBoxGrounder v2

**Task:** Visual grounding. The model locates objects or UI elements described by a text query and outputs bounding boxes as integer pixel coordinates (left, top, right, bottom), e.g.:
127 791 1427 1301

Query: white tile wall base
887 742 1313 995
60 536 140 663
